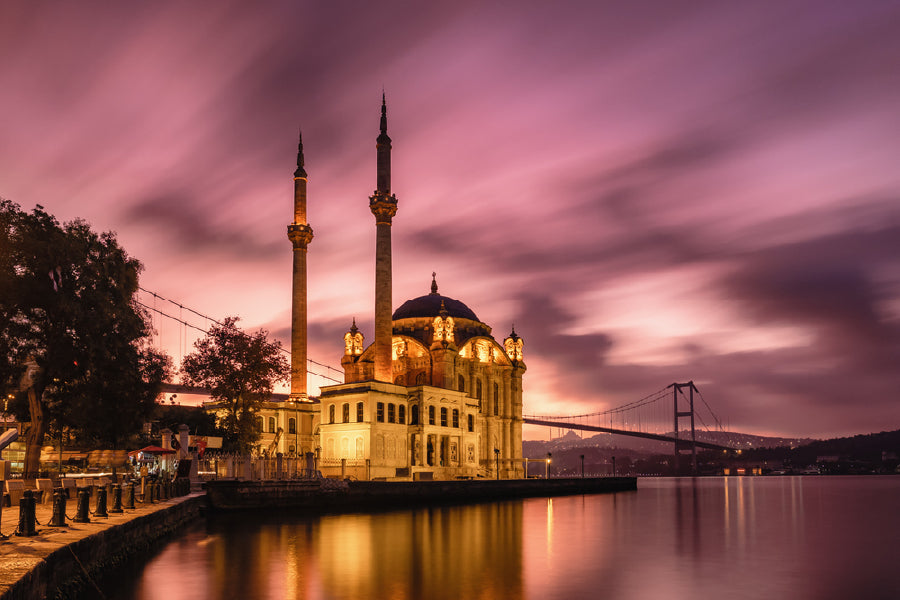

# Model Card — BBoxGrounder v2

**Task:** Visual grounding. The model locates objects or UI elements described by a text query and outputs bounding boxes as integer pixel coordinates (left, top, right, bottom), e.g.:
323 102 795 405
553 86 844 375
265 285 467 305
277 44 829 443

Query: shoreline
0 477 636 598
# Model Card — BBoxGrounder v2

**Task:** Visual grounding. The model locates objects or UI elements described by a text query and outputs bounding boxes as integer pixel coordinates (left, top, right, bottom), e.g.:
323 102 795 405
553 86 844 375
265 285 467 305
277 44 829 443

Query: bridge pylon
671 381 698 475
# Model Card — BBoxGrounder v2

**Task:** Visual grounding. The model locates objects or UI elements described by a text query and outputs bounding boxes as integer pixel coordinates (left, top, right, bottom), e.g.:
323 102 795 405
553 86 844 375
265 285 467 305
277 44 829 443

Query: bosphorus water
106 476 900 599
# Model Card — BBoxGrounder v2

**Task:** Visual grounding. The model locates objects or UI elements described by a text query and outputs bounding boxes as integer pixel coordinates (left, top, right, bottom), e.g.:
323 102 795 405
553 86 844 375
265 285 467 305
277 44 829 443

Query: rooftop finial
431 272 438 295
380 92 388 135
350 317 358 335
294 128 307 178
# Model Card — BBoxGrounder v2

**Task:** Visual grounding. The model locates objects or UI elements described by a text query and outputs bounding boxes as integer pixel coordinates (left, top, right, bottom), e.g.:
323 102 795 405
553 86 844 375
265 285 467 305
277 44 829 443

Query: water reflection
112 502 525 600
109 477 900 600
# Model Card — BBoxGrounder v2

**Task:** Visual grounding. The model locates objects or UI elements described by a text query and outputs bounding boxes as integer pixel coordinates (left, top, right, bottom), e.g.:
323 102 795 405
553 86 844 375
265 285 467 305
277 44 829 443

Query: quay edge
204 476 638 511
0 495 205 600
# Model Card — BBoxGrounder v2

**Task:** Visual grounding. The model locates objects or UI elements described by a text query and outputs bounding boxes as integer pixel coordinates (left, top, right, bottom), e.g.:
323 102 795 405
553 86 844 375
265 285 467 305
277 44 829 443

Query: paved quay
0 491 204 598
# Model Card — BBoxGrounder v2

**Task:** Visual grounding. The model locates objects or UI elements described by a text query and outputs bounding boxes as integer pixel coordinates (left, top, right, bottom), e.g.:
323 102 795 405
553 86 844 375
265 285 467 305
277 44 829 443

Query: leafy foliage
0 199 170 473
180 317 288 454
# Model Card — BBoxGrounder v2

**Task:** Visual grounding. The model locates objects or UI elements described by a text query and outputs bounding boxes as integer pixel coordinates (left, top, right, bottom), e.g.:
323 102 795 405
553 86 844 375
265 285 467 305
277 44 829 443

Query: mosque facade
258 98 525 480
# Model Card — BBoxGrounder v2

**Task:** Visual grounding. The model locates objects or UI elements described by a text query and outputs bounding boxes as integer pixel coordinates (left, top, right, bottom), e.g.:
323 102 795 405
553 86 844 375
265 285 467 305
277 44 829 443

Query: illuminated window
467 414 474 432
268 417 276 433
398 405 406 424
410 404 419 425
357 402 364 422
377 402 385 422
288 418 296 434
452 409 459 428
440 407 448 427
428 406 435 425
329 405 335 424
493 383 499 416
388 403 396 423
342 403 350 423
458 375 465 392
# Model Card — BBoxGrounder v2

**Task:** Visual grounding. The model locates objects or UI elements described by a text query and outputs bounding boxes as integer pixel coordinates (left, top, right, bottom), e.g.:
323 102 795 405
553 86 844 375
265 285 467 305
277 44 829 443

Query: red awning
128 445 176 457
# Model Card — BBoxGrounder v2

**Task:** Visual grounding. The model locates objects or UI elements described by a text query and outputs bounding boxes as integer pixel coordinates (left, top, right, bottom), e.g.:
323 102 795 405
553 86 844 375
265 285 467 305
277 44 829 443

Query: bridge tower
671 381 698 474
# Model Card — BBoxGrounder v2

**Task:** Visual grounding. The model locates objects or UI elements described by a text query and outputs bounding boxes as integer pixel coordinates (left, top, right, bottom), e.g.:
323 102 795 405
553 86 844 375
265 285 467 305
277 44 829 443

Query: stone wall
1 496 204 600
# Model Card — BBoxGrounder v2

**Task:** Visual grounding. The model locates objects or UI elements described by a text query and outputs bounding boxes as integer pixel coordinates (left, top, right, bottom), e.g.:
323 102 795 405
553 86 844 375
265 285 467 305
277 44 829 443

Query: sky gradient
2 1 899 439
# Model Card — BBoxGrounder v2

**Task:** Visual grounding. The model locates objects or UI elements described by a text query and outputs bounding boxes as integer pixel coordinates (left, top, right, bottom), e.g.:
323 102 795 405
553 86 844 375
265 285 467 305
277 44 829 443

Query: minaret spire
288 126 314 405
370 95 399 382
294 129 307 178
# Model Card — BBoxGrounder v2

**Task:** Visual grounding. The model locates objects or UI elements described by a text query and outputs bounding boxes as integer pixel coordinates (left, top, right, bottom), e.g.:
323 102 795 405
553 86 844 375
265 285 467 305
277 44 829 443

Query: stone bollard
125 482 136 509
109 484 123 513
16 490 38 536
95 486 108 518
73 488 91 523
49 489 67 527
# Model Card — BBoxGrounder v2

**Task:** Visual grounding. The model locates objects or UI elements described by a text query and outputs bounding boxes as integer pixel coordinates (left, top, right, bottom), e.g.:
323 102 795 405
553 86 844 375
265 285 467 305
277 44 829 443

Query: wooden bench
60 478 76 498
5 480 25 506
35 478 54 504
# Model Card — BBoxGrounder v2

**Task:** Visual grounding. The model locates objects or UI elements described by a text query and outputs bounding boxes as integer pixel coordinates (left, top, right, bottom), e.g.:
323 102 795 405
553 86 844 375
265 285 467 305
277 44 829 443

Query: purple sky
2 1 899 439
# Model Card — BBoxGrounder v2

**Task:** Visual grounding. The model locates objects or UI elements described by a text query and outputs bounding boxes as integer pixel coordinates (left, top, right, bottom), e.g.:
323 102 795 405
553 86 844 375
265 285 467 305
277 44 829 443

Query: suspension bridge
139 287 730 471
524 382 732 472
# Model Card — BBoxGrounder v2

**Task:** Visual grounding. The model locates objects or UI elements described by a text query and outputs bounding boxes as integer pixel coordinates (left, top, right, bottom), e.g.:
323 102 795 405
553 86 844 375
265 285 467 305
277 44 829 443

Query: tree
180 317 288 454
0 199 169 475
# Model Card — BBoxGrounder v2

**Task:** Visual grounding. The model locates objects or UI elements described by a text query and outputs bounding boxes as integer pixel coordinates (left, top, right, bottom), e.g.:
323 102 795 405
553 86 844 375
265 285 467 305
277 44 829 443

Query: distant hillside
522 429 900 476
741 429 900 465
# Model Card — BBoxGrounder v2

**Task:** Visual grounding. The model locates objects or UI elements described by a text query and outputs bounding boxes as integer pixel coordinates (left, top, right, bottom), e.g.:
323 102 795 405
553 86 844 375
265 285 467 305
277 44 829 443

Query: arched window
452 409 459 428
329 404 335 424
440 407 448 427
268 417 276 433
357 402 364 422
288 418 296 434
493 382 499 416
428 406 436 425
415 372 426 385
399 405 406 424
376 402 385 422
394 375 405 385
410 404 419 425
257 416 264 432
458 375 465 392
342 403 350 423
388 403 396 423
467 414 474 432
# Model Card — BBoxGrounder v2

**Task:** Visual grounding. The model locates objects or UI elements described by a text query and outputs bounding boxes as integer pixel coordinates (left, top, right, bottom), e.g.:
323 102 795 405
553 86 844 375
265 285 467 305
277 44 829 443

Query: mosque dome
392 275 481 322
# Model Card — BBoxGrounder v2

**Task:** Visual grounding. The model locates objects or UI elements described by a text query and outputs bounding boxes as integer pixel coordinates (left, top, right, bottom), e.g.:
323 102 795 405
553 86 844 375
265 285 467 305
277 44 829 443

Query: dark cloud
122 194 282 260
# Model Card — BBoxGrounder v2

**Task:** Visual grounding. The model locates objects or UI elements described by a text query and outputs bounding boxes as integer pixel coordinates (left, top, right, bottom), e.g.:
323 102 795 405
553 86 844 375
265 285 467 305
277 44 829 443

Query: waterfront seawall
0 494 204 600
204 476 637 510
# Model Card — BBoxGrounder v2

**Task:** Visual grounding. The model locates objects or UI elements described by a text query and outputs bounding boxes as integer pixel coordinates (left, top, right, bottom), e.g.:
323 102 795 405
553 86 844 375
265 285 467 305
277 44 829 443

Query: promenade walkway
0 491 203 597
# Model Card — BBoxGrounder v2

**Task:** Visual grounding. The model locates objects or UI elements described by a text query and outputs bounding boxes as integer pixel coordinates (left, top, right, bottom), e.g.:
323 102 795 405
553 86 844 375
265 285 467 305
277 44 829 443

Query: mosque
257 98 525 480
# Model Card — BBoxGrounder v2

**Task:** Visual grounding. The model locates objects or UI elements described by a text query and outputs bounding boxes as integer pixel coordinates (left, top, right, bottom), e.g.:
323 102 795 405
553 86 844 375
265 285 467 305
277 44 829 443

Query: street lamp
494 448 500 480
580 454 585 478
612 455 616 477
546 452 552 479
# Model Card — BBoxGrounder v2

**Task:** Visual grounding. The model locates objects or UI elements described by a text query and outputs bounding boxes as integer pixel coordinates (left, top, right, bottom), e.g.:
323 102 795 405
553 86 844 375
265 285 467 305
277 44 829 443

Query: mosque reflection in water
130 502 525 600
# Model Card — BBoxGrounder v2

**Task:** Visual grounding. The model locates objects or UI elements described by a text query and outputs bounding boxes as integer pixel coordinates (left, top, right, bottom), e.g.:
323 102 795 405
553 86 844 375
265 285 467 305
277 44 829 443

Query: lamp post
494 448 500 480
612 455 616 477
546 453 552 479
580 454 585 478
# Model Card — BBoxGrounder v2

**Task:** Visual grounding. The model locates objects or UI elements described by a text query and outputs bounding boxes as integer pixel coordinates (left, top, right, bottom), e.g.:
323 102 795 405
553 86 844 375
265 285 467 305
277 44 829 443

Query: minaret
288 130 314 400
369 94 398 382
